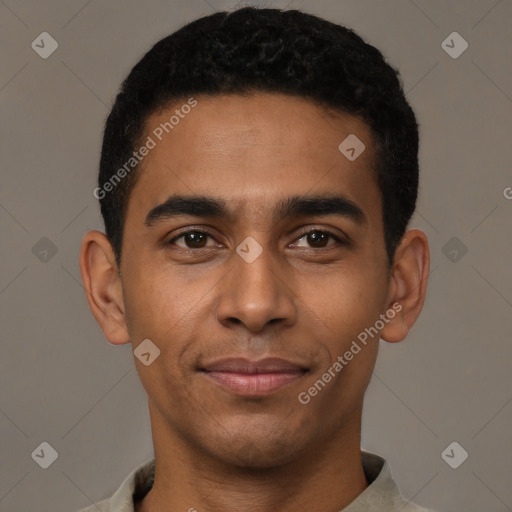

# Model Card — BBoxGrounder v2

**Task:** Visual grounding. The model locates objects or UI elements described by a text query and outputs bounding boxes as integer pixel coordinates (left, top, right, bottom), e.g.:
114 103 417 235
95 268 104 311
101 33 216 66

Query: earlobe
380 229 430 344
79 230 130 345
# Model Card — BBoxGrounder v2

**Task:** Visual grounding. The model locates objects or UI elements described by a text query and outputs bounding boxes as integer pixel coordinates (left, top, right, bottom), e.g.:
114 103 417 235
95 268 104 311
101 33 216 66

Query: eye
166 228 347 251
292 229 346 249
167 229 219 249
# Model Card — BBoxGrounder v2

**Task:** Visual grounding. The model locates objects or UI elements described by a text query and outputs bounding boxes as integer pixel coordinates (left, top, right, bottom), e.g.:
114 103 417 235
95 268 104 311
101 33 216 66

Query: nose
215 242 298 333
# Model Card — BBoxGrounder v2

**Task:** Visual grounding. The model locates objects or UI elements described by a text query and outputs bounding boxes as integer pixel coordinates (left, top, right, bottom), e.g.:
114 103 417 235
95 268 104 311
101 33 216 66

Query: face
115 94 395 467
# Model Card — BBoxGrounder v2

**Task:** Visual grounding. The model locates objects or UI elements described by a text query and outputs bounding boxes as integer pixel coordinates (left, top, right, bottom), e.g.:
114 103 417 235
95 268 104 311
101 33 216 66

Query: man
78 6 433 512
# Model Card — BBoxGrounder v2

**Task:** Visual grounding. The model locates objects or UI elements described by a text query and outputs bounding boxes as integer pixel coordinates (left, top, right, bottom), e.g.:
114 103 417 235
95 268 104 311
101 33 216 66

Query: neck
137 404 368 512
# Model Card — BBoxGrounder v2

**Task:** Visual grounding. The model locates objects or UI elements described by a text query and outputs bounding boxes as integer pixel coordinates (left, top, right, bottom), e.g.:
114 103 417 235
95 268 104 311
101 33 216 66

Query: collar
98 451 430 512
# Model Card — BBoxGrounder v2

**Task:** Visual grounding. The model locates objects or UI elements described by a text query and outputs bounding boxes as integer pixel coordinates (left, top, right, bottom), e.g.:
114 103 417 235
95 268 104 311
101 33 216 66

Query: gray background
1 0 511 511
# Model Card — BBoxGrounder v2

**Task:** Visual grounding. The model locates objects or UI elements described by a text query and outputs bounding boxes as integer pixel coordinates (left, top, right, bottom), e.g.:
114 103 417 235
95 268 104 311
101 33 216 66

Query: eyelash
167 228 347 250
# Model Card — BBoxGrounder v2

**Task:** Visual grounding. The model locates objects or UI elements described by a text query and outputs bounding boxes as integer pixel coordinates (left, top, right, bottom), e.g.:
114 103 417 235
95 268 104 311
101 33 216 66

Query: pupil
186 232 206 248
308 231 327 247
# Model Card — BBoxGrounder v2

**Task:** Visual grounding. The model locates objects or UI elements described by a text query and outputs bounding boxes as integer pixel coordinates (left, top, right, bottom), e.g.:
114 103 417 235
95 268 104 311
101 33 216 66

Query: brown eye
168 230 216 249
294 229 345 249
306 231 330 248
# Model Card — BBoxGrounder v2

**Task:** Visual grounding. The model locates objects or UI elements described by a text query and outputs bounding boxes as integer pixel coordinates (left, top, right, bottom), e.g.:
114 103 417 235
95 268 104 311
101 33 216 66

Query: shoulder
71 457 155 512
350 451 440 512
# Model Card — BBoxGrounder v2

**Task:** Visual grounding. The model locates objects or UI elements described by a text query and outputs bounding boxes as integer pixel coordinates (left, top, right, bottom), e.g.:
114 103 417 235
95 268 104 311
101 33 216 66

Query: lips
200 357 309 396
201 357 308 373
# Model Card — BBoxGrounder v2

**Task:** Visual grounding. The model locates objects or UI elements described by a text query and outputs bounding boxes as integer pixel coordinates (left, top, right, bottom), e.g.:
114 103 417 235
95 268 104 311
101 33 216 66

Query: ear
380 229 430 343
79 230 130 345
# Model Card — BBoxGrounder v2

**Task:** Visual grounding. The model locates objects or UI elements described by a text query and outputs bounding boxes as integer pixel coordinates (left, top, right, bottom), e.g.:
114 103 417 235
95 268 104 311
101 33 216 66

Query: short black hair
97 7 419 268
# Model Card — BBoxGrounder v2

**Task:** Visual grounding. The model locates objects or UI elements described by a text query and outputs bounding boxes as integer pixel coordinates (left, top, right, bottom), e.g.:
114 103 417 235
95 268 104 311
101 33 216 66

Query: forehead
126 93 381 227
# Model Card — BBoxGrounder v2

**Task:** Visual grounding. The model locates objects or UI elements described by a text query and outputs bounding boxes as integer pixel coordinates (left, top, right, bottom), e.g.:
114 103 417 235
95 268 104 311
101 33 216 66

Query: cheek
122 262 191 343
299 265 386 343
122 261 222 379
122 269 202 397
306 268 384 408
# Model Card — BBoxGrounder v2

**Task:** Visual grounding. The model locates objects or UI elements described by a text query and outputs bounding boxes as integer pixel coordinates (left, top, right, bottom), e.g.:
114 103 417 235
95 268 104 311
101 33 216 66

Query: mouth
199 357 310 397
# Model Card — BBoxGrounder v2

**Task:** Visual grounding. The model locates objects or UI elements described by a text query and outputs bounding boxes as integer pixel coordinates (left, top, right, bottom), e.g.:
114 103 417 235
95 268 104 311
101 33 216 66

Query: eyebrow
144 194 366 227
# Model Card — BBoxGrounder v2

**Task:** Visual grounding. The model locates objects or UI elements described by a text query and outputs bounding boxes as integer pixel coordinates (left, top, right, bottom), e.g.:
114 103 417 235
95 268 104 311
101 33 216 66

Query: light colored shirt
76 451 438 512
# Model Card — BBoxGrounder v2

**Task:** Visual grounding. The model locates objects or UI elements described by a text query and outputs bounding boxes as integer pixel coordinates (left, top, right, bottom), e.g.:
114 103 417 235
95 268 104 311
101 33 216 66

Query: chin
204 419 310 469
216 440 301 469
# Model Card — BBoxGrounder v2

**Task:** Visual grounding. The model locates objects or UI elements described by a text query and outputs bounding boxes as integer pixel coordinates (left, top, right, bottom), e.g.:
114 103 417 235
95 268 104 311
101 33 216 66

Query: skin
79 93 429 512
